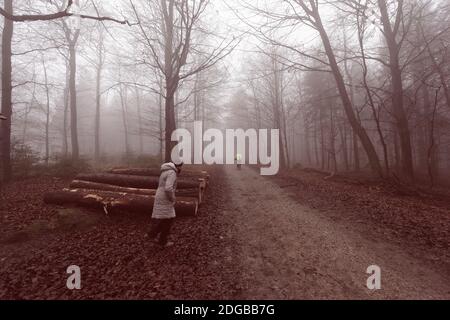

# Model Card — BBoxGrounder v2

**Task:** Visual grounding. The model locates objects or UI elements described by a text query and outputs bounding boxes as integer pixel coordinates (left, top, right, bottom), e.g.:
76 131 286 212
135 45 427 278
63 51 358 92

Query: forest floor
0 165 449 299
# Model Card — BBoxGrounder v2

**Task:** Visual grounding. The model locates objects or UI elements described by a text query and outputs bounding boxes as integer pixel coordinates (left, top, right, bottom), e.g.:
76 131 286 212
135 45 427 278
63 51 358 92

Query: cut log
44 189 199 217
70 180 154 195
108 168 210 181
69 180 203 203
75 173 206 190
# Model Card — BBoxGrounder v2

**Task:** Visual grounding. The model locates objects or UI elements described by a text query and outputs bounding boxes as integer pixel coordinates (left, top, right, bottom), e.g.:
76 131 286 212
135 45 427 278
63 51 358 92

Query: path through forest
224 165 450 299
1 165 449 299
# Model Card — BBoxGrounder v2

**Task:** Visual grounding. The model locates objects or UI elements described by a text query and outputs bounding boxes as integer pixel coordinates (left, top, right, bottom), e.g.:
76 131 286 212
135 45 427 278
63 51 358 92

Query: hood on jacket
161 162 178 173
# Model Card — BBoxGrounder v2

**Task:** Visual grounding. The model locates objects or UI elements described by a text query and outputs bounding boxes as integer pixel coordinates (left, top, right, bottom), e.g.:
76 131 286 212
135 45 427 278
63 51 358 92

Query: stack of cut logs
44 167 209 217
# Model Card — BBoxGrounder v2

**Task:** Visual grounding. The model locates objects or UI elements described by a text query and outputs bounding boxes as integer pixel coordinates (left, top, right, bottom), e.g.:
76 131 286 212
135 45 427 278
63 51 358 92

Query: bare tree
1 0 14 182
0 0 131 181
283 0 383 177
376 0 415 181
130 0 238 161
41 55 51 166
81 24 106 163
62 19 81 161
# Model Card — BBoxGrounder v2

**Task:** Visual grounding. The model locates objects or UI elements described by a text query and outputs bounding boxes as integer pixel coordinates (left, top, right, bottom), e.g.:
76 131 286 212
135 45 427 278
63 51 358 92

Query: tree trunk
69 180 203 202
135 86 144 154
319 104 325 170
62 61 69 158
393 127 401 171
75 173 205 190
69 40 79 162
159 77 164 162
377 0 414 181
357 19 390 176
194 72 200 121
23 79 36 145
340 124 349 171
118 84 130 158
162 0 178 163
44 189 199 217
94 59 103 163
329 100 337 173
43 59 50 166
271 53 287 169
281 101 290 168
352 130 360 171
1 0 14 182
304 115 312 165
388 50 414 180
164 87 177 162
93 29 104 163
312 8 383 177
313 119 320 167
108 167 209 180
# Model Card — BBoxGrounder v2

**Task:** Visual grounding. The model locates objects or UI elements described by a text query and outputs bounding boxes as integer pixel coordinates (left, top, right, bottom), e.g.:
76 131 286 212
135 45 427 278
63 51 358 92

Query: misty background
0 0 449 186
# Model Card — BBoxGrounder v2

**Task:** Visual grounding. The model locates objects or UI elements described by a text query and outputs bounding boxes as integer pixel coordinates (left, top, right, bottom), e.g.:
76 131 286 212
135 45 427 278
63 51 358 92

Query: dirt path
224 165 450 299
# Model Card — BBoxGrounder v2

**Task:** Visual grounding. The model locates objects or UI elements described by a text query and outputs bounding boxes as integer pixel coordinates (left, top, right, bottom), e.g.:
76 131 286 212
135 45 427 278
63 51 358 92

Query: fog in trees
1 0 449 187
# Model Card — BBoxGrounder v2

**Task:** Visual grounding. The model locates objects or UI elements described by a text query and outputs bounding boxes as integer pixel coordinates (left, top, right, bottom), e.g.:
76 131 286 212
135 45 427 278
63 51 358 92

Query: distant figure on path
147 160 183 248
235 153 243 170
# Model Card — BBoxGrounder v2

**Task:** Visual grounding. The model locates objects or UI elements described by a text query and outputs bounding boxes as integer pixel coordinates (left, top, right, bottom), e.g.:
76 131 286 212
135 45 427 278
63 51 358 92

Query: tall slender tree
1 0 14 182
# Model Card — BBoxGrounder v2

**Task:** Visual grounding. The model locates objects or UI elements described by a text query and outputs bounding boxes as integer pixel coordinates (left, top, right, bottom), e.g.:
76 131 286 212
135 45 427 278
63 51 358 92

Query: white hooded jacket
151 163 178 219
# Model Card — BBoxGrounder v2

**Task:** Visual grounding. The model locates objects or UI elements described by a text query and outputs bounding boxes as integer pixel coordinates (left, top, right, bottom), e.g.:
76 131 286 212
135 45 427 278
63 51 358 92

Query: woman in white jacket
147 161 183 247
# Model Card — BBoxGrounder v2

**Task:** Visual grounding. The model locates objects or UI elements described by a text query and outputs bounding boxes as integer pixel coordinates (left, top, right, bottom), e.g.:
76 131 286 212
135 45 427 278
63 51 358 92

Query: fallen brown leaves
0 167 240 299
0 177 69 236
271 168 450 270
